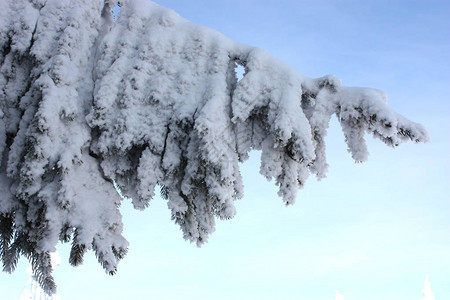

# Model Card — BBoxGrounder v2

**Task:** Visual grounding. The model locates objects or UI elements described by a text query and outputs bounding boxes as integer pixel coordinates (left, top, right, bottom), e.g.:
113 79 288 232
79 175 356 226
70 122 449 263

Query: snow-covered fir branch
0 0 428 294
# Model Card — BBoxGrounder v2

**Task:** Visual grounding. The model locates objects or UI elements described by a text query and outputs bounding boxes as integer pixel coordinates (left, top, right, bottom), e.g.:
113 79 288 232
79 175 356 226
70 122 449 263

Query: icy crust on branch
0 0 428 295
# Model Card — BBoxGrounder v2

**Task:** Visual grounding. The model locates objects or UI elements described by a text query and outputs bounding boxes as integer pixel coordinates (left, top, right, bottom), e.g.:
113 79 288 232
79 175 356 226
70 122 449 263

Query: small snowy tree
335 290 344 300
421 275 435 300
0 0 428 294
20 252 61 300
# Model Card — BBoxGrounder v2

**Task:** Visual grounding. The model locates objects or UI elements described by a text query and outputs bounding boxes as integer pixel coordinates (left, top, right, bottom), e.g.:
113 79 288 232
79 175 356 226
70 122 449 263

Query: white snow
335 290 344 300
421 274 435 300
0 0 429 294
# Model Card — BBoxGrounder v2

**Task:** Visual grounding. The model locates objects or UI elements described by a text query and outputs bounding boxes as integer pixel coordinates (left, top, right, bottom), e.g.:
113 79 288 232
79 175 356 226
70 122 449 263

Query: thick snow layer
0 0 428 294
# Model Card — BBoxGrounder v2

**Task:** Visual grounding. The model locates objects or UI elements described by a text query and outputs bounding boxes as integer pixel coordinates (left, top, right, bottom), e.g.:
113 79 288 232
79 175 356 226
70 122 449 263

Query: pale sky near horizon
1 1 449 299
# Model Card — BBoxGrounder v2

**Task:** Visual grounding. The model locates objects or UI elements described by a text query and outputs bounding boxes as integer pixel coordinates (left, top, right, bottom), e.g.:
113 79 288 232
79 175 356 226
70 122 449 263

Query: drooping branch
0 0 428 295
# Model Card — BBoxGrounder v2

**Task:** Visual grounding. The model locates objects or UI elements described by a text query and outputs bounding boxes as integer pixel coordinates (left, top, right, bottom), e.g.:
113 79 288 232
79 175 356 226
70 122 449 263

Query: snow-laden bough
0 0 428 294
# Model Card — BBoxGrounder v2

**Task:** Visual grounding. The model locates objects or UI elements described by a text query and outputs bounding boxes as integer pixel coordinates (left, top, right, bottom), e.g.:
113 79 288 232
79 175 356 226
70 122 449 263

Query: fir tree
0 0 428 294
421 274 435 300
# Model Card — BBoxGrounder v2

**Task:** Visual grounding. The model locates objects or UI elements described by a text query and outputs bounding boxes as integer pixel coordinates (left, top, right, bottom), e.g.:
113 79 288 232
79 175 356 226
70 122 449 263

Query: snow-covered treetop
0 0 428 294
421 274 435 300
335 290 345 300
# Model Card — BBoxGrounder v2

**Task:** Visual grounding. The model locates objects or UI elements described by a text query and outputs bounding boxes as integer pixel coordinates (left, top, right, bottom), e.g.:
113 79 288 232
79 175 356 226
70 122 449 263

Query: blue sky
1 1 449 299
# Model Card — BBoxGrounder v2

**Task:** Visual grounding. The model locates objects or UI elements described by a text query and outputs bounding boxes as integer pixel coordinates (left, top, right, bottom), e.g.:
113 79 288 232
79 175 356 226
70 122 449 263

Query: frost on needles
0 0 429 294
